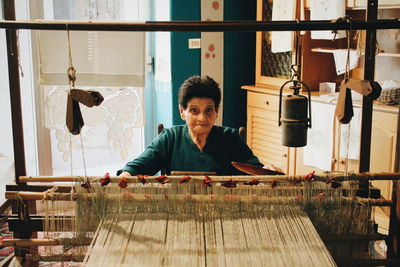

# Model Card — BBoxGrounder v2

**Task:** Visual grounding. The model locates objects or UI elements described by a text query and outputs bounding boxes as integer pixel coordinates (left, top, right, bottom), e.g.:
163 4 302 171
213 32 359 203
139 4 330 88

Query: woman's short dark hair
178 76 221 109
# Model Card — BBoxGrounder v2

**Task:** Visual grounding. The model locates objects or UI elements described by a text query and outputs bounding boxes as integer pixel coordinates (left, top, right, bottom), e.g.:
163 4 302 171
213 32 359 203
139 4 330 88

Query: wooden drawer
248 91 280 112
247 105 290 173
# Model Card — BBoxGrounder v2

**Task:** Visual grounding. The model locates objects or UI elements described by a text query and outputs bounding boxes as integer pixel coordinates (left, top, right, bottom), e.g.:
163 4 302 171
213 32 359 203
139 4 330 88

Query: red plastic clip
243 178 260 186
221 179 237 188
137 175 146 184
155 175 170 184
304 171 315 182
118 176 128 189
179 176 192 184
202 176 212 187
99 172 111 187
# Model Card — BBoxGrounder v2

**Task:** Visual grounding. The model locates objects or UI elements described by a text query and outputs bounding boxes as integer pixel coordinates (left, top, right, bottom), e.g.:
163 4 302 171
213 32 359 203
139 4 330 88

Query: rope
15 29 24 77
41 186 59 202
80 134 88 178
16 192 27 222
69 133 73 176
65 22 88 177
66 23 76 89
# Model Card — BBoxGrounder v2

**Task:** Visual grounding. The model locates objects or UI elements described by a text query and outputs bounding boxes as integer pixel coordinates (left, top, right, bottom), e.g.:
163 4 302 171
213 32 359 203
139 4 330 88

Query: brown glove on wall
66 89 104 135
335 81 354 124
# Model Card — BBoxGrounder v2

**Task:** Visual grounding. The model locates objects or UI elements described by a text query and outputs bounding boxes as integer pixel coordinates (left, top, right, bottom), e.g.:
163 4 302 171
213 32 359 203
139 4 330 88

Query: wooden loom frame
0 0 399 265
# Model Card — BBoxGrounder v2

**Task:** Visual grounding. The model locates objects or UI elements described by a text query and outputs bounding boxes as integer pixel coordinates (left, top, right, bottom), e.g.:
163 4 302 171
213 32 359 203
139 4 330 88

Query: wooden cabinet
249 0 399 233
243 86 398 181
257 1 400 91
296 103 398 176
244 87 297 175
370 110 398 199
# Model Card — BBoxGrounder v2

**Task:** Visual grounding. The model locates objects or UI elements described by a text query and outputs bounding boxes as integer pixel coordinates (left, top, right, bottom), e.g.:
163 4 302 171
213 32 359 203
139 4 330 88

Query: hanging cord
80 134 88 177
333 18 353 193
66 24 76 89
15 29 24 78
67 23 74 177
16 192 27 222
70 134 73 176
354 30 380 57
66 23 88 178
343 21 352 177
344 27 351 81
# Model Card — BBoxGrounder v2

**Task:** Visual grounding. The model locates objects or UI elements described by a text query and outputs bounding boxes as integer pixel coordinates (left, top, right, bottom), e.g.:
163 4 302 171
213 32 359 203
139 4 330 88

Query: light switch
188 38 201 49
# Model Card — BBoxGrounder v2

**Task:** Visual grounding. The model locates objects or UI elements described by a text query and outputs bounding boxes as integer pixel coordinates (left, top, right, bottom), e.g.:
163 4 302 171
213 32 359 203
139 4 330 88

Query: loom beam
25 254 84 262
7 216 75 232
3 190 395 206
1 238 91 247
0 19 399 32
17 172 400 183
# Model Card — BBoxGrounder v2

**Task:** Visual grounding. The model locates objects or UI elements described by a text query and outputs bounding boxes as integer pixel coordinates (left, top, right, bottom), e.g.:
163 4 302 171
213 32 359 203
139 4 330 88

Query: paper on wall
303 102 335 171
271 0 296 53
333 49 360 75
310 0 346 40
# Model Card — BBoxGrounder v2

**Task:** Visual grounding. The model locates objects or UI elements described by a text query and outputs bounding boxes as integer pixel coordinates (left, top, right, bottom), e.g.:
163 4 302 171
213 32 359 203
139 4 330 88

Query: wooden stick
321 233 387 242
1 238 91 247
0 19 398 32
0 252 14 267
5 191 393 206
334 258 400 267
342 197 393 206
171 171 216 175
25 254 84 262
5 191 74 201
18 172 400 184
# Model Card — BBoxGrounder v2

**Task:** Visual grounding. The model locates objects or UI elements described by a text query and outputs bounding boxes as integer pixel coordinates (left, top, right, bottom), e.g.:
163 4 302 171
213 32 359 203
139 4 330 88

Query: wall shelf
311 47 400 57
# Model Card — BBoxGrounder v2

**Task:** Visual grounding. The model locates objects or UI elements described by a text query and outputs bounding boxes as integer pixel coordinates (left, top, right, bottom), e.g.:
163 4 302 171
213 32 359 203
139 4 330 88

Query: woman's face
179 97 218 136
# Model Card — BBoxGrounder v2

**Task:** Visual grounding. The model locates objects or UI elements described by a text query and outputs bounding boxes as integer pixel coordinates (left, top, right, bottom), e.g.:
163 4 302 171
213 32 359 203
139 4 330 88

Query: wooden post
358 0 377 191
358 0 377 176
3 1 37 265
3 0 26 183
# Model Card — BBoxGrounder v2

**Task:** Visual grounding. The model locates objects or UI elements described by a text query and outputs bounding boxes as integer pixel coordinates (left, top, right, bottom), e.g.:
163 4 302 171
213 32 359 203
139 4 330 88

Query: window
30 0 148 176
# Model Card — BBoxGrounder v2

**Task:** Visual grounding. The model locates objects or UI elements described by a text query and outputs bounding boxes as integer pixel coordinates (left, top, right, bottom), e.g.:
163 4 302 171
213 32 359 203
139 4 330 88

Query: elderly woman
118 76 271 176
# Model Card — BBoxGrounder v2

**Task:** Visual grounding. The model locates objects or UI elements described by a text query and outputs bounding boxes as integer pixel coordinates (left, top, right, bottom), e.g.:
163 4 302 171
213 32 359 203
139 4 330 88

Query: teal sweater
117 125 263 176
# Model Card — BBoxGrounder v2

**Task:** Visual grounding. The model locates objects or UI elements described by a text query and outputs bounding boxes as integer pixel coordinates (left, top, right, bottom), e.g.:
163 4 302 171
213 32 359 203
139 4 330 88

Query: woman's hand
119 171 132 177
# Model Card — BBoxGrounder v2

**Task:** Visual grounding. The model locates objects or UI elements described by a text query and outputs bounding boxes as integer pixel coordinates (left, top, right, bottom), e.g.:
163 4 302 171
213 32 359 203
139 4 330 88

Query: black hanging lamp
278 32 312 147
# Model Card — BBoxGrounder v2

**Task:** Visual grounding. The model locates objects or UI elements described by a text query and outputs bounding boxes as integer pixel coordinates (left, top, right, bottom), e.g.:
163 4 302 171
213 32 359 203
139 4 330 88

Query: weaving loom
1 1 400 266
2 172 400 266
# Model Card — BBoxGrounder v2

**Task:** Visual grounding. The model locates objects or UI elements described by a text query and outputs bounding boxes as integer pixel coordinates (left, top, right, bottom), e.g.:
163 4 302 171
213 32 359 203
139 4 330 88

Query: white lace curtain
38 35 145 165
